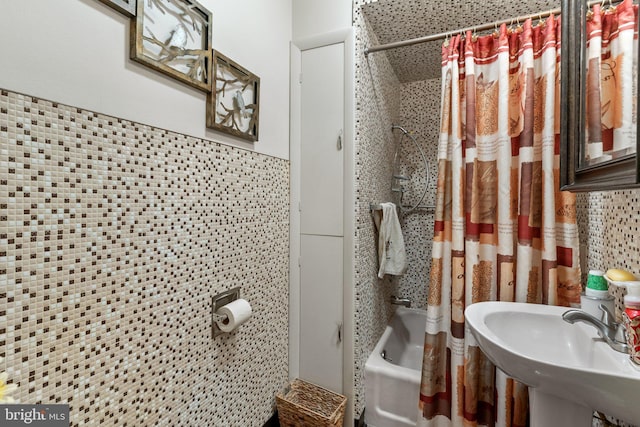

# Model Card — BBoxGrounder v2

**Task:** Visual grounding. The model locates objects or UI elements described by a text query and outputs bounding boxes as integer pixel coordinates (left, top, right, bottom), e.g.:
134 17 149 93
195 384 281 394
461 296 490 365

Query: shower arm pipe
391 125 431 213
365 7 561 55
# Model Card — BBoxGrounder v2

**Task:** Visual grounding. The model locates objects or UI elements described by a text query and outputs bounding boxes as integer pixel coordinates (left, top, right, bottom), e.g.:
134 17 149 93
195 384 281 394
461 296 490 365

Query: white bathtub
365 306 427 427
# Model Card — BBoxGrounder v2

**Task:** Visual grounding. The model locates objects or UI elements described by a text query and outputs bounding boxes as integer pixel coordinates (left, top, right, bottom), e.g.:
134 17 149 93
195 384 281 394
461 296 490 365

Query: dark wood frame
130 0 212 92
206 51 260 142
560 0 640 191
98 0 136 17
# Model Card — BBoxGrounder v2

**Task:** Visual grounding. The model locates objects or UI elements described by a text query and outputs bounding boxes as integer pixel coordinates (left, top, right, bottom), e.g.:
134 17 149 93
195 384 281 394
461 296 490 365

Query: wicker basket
276 379 347 427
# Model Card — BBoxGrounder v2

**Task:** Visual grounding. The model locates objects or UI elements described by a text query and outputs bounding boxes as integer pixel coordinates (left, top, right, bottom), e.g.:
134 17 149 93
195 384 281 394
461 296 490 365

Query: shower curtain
417 16 582 427
585 0 638 162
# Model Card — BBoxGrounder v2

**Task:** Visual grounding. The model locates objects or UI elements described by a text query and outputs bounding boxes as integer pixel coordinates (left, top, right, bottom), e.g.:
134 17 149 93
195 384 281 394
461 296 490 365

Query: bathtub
365 306 427 427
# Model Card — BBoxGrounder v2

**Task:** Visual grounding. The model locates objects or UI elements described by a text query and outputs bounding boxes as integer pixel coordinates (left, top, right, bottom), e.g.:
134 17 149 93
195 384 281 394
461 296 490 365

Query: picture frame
206 51 260 142
130 0 212 92
97 0 136 17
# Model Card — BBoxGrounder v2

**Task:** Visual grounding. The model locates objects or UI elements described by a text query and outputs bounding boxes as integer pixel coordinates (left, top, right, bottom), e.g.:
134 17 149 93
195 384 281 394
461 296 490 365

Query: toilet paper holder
212 287 241 338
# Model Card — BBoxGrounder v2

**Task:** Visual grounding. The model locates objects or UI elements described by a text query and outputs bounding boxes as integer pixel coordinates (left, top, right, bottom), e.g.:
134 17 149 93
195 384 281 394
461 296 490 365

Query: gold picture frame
206 51 260 142
98 0 136 17
130 0 212 92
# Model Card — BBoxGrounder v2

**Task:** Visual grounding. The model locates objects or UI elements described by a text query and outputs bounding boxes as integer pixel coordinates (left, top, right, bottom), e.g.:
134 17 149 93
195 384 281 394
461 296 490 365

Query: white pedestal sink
465 302 640 427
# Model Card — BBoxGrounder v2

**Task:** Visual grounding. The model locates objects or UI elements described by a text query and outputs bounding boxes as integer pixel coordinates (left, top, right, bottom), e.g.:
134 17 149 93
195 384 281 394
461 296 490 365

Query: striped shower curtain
417 16 582 427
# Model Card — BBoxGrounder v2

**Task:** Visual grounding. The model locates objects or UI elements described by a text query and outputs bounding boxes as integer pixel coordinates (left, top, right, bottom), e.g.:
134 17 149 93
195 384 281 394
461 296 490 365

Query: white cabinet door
300 234 343 392
298 42 345 393
300 43 344 237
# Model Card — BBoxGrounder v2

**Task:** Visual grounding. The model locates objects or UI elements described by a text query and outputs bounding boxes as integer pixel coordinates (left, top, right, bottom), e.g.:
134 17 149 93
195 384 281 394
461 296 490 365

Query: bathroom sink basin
465 302 640 426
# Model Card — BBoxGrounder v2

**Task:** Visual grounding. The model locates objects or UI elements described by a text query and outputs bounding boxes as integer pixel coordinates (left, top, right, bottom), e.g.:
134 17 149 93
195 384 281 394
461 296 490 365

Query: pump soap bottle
622 281 640 366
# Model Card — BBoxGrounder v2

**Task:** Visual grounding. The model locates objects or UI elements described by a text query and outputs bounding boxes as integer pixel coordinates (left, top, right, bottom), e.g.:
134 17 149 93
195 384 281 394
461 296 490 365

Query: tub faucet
562 305 629 354
390 295 411 308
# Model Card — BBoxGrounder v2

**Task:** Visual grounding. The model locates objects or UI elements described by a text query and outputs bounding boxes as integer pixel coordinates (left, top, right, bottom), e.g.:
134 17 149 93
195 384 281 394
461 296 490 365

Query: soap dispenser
622 281 640 366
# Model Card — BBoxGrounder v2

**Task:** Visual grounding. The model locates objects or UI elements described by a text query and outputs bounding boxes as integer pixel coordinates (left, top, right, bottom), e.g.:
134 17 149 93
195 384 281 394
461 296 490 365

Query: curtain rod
364 7 561 55
364 0 628 55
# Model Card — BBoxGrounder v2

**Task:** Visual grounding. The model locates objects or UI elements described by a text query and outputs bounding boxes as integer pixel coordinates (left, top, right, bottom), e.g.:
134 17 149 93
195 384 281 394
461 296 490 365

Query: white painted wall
0 0 292 160
292 0 352 41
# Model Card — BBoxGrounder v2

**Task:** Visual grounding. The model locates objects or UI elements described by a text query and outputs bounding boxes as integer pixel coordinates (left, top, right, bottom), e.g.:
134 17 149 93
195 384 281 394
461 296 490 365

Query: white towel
377 202 407 278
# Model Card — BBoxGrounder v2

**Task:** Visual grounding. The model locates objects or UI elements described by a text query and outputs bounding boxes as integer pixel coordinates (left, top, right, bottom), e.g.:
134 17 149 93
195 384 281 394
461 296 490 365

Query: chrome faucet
562 305 629 353
390 295 411 308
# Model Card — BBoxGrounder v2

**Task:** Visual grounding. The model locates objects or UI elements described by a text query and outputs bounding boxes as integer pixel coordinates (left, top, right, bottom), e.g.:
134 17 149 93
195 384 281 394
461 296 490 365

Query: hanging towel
377 202 407 278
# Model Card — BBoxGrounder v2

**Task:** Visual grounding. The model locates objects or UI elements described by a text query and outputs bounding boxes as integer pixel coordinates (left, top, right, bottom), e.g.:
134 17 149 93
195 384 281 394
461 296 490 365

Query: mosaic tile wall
394 79 441 310
0 89 290 426
577 191 640 279
352 1 402 415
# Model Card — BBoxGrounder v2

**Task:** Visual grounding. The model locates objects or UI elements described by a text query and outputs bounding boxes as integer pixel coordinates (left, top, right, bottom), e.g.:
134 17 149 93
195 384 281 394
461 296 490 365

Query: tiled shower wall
577 191 640 285
352 2 402 415
394 79 441 310
0 89 289 426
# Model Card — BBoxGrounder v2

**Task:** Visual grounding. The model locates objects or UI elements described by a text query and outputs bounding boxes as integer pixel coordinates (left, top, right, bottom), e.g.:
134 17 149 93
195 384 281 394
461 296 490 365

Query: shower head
390 125 430 213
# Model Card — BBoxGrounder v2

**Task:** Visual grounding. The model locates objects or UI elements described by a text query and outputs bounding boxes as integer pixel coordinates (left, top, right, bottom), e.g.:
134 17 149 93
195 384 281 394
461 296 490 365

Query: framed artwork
130 0 212 92
206 51 260 142
98 0 136 17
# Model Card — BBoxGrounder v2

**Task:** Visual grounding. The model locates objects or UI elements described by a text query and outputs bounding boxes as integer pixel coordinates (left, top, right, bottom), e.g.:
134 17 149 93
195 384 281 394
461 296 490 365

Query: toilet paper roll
216 298 252 333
